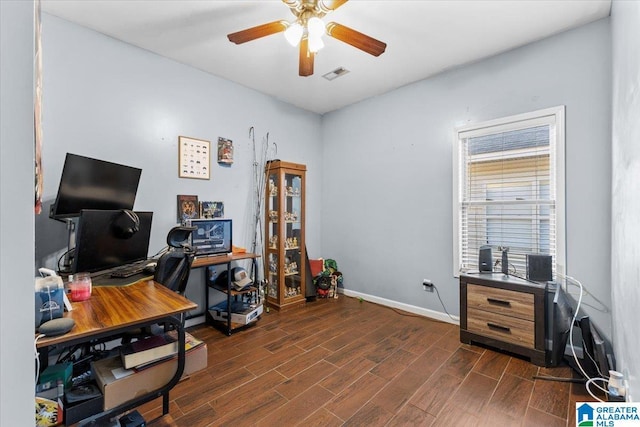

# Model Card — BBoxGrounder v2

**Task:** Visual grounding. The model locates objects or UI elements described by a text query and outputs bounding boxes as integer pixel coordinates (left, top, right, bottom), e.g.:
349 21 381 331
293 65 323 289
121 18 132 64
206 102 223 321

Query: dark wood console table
459 273 548 366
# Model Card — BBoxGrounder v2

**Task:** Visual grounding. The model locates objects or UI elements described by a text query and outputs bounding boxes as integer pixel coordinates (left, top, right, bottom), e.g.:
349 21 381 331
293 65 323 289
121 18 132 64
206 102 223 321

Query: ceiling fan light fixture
308 34 324 53
284 22 303 46
307 16 325 37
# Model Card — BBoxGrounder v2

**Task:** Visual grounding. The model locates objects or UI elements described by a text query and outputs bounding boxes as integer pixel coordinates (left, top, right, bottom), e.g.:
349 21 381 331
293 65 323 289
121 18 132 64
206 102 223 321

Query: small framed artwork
179 136 210 179
200 201 224 218
177 194 199 224
217 137 233 165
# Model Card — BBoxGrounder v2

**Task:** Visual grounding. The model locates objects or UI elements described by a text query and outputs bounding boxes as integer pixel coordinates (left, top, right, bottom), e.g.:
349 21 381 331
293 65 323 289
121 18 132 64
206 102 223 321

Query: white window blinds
453 107 565 276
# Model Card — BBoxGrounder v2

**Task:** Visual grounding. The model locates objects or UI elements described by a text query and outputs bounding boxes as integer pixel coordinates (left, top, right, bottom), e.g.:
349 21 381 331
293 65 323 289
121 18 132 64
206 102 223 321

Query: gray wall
38 14 323 314
0 1 37 425
321 19 613 337
611 0 640 401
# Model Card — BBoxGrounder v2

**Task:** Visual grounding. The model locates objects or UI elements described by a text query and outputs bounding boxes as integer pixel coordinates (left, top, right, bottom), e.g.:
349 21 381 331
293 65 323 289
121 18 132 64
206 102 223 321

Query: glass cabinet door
283 172 302 299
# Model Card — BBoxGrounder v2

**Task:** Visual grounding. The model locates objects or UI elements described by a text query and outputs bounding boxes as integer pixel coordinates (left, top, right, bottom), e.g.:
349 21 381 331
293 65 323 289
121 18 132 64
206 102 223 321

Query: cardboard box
209 302 263 325
92 343 207 411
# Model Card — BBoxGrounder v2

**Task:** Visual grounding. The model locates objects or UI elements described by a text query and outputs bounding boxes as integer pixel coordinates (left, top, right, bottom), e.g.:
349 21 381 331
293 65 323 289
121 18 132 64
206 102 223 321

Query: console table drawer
467 284 534 321
467 308 535 348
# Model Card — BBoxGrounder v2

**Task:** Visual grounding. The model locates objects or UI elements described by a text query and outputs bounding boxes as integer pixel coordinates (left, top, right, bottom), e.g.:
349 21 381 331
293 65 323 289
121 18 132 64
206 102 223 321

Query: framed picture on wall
177 194 199 224
217 137 233 165
179 136 210 179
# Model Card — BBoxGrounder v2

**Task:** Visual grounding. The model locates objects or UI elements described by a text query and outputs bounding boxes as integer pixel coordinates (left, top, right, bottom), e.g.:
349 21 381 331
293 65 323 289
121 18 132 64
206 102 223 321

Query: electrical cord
557 273 609 401
35 334 46 385
432 284 458 322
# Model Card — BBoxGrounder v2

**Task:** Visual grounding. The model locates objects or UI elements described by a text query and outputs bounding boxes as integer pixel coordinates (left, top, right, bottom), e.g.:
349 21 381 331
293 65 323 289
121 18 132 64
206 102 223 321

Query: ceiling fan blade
326 22 387 56
227 20 288 45
299 37 314 77
318 0 349 13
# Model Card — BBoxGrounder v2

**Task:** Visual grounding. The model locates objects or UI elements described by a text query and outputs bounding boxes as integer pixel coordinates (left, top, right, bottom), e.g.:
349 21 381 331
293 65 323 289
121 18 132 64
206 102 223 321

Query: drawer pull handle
487 298 511 307
487 323 511 333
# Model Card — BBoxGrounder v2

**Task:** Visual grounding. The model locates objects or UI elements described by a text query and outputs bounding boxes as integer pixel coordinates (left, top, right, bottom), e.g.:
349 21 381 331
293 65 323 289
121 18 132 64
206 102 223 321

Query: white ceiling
41 0 611 114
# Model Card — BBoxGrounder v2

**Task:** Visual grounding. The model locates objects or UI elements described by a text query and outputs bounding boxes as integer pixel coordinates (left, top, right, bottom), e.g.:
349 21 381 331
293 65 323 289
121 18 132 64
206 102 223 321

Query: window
453 106 565 276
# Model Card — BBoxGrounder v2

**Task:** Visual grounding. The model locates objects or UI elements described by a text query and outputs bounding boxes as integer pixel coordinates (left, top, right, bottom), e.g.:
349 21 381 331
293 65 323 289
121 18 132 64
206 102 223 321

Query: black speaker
479 246 493 272
527 254 552 282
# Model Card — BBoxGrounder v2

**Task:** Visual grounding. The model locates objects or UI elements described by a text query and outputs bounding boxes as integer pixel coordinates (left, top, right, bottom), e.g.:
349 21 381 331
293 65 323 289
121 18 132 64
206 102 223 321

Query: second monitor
187 218 232 256
73 209 153 273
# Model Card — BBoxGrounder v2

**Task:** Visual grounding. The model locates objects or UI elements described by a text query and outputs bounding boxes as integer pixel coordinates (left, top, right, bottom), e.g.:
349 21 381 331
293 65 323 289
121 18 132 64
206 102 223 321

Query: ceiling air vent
322 67 350 81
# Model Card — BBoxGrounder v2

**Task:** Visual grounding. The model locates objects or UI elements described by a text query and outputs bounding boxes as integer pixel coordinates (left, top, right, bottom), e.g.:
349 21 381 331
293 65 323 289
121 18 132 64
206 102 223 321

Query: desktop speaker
38 318 75 336
479 246 493 272
527 254 552 282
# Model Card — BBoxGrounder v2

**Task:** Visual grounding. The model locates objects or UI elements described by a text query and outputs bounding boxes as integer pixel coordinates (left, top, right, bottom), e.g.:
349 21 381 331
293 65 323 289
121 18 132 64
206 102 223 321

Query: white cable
586 377 609 402
34 333 46 385
557 273 609 398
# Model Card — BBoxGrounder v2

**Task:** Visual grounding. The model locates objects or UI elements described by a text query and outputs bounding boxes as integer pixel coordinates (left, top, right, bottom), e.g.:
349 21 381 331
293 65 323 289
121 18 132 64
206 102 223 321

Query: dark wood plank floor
139 295 598 426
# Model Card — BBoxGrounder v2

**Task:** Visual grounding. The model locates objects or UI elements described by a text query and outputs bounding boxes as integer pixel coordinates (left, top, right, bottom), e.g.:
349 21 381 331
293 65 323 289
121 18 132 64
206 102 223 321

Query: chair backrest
153 225 196 294
153 249 194 294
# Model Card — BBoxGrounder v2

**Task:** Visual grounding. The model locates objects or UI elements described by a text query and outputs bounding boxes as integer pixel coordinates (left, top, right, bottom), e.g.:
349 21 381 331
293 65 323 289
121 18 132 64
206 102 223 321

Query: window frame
452 106 566 277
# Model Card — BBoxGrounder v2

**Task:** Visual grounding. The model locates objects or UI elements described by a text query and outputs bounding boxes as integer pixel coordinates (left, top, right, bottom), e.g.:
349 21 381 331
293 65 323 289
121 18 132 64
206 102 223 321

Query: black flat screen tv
548 283 573 367
187 218 232 256
72 210 153 273
50 153 142 220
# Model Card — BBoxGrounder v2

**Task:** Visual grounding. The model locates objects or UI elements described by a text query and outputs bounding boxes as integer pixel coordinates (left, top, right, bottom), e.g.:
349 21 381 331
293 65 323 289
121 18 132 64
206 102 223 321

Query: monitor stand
61 218 76 273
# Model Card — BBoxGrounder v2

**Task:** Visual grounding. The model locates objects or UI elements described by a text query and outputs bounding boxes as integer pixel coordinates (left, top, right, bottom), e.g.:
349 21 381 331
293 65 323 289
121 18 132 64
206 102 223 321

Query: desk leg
226 261 232 335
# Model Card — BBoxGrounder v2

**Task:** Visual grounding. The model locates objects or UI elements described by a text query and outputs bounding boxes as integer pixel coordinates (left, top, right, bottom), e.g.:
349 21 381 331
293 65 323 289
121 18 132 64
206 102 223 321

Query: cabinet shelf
208 284 257 296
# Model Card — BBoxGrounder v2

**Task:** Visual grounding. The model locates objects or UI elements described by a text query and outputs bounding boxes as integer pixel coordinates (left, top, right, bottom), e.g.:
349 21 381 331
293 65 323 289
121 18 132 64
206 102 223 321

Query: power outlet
423 279 434 292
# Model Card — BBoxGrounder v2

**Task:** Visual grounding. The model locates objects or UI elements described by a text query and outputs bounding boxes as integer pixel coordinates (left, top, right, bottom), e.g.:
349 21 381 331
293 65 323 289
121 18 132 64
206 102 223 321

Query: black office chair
153 226 196 295
122 226 196 343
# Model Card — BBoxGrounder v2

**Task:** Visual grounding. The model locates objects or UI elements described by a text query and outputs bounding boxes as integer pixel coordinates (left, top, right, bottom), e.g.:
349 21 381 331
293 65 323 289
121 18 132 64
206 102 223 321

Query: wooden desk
191 252 261 335
37 279 197 425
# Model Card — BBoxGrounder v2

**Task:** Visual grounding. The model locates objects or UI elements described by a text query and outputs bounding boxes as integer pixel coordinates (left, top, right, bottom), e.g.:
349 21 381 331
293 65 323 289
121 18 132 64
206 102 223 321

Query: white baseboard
339 288 459 325
186 291 460 327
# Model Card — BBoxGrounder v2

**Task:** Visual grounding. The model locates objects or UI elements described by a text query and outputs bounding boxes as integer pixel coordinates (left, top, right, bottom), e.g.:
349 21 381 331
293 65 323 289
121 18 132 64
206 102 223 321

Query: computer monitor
187 218 232 256
72 210 153 273
50 153 142 220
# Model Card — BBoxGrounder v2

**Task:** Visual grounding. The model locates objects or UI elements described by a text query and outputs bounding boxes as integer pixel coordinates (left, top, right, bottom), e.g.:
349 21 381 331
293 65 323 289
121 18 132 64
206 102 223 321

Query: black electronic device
49 153 142 220
38 317 75 336
501 248 509 275
527 254 552 282
548 283 573 367
119 410 145 427
547 284 614 378
576 316 600 377
187 218 232 256
589 320 613 378
72 210 153 273
479 245 493 272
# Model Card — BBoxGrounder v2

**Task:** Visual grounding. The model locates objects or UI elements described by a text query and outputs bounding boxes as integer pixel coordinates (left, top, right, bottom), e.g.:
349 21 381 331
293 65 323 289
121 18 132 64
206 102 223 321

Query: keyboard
108 260 150 278
110 266 145 278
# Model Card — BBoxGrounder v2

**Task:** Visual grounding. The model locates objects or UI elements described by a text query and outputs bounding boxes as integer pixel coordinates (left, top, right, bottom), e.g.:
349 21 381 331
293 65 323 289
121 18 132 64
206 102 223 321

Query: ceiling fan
227 0 387 77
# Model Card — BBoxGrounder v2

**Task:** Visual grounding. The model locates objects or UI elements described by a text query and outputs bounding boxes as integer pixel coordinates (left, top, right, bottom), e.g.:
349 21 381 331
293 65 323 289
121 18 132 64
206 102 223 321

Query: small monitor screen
188 218 232 256
73 210 153 273
50 153 142 219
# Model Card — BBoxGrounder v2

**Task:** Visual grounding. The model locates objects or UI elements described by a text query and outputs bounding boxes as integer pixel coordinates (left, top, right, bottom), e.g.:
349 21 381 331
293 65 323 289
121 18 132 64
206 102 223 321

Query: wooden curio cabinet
264 160 306 310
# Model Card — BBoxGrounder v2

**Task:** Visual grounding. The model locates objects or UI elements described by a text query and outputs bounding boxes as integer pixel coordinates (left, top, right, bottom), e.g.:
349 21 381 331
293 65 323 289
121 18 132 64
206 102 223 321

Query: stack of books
120 331 204 370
